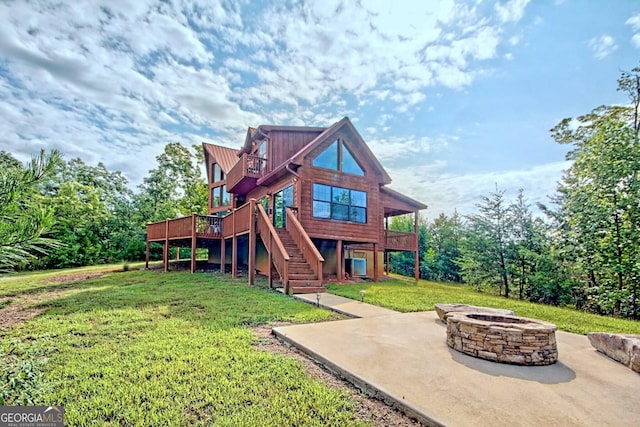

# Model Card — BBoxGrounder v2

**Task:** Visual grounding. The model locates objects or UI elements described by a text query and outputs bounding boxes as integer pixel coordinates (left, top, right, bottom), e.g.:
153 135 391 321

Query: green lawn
327 277 640 335
0 268 368 426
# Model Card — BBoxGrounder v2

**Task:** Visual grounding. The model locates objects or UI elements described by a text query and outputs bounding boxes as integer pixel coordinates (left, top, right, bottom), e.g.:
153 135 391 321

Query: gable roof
239 124 326 156
288 117 392 185
202 143 239 173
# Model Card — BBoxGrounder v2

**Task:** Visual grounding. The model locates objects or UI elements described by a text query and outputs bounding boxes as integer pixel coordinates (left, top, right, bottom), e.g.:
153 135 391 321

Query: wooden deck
146 206 418 288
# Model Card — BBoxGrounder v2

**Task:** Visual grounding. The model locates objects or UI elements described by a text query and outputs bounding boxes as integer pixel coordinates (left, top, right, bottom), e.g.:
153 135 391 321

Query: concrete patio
274 297 640 426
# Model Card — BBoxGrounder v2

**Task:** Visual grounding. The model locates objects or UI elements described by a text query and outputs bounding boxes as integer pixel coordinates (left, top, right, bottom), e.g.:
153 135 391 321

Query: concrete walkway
291 292 399 318
275 295 640 427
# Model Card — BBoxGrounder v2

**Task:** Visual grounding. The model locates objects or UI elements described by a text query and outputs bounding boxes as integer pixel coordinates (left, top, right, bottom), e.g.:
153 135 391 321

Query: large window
212 184 230 208
312 184 367 223
312 139 364 176
211 163 224 183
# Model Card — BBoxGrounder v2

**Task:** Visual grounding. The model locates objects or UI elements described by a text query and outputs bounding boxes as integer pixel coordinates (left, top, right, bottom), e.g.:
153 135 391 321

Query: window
312 140 338 170
342 144 363 175
211 163 224 183
211 185 230 208
312 139 364 176
312 184 367 223
258 139 268 158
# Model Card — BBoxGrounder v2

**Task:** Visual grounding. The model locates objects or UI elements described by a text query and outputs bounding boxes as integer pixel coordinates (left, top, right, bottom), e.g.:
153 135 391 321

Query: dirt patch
45 272 109 284
252 323 422 427
0 289 71 329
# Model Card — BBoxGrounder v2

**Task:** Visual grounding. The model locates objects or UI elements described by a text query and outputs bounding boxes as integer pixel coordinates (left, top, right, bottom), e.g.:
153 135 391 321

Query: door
273 185 293 228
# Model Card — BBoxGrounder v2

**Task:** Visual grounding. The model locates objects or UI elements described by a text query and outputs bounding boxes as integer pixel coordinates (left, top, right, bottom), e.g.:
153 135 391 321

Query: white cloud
387 161 571 220
0 0 551 193
588 34 618 59
495 0 531 23
626 13 640 48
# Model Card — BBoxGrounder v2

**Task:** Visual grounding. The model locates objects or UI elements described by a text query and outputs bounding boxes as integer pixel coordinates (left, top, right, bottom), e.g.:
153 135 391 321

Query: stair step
289 274 318 281
290 286 326 294
289 267 314 274
288 279 323 287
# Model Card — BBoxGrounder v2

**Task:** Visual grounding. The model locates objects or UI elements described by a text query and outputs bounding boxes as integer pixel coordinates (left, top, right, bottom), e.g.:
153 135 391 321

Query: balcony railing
384 230 417 251
226 154 266 194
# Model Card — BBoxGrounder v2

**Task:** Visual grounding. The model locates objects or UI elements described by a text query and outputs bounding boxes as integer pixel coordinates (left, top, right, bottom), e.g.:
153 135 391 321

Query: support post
414 211 420 282
164 219 169 272
220 236 226 274
336 240 343 282
248 199 256 285
373 242 379 282
268 233 273 289
385 251 390 276
231 208 238 278
190 213 196 273
145 239 150 269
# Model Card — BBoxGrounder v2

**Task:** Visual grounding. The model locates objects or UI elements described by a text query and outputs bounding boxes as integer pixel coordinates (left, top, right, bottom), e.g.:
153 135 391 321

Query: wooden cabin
146 117 427 293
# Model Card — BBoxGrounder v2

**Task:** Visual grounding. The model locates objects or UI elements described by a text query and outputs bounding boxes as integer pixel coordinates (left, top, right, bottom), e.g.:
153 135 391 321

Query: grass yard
327 277 640 335
0 268 372 426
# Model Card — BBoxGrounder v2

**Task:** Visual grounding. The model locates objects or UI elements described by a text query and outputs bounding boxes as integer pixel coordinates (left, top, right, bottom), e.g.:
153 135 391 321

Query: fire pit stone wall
446 313 558 366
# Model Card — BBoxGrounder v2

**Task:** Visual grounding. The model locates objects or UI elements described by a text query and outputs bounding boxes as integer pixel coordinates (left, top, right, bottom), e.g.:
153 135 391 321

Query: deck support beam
373 242 379 282
248 199 256 285
163 219 169 272
385 250 390 276
220 237 226 274
231 209 238 278
190 213 196 273
337 240 343 283
414 211 419 282
268 233 273 288
145 239 150 269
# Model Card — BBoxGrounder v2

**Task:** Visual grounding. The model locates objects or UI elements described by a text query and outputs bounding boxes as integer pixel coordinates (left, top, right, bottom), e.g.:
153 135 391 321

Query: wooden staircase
276 229 325 294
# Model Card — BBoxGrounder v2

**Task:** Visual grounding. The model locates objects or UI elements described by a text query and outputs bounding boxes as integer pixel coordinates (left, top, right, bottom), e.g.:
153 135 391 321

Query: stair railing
286 207 324 282
256 203 290 292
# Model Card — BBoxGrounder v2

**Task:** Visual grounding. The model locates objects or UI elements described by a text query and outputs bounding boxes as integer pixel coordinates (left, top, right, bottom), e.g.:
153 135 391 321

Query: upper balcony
226 154 266 195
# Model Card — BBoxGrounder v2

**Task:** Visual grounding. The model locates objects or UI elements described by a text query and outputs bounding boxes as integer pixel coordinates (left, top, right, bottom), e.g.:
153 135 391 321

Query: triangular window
342 144 364 176
312 139 365 176
312 140 338 170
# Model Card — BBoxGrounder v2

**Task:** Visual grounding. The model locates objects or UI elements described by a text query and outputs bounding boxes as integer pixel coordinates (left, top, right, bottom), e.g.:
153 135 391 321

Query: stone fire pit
446 312 558 366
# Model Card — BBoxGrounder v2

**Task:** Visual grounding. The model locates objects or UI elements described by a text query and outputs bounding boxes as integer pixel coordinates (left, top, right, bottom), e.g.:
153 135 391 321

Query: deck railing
221 203 252 238
256 204 290 292
286 207 323 280
147 214 222 241
147 221 167 241
195 215 221 237
226 154 266 193
384 230 417 251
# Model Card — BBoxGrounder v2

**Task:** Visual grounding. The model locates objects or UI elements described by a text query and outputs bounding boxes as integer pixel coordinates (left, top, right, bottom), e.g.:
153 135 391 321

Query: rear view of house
146 117 426 293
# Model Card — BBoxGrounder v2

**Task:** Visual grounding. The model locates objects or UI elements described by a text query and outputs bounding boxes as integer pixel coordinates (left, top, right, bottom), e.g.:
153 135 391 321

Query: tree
0 150 62 271
422 212 462 282
548 65 640 318
36 157 143 268
459 187 512 297
135 143 208 223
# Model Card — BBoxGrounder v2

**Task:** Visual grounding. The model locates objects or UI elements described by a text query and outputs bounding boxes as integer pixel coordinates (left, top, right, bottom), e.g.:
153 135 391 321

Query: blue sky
1 0 638 219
